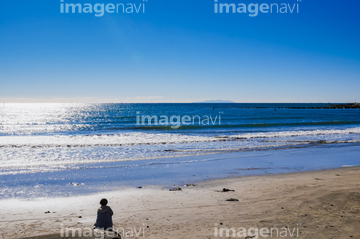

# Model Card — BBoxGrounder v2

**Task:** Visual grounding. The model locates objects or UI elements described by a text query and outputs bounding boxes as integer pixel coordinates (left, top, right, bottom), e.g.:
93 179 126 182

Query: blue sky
0 0 359 103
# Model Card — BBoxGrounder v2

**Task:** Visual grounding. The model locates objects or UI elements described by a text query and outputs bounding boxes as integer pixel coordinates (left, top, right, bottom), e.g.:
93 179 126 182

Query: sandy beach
0 166 358 239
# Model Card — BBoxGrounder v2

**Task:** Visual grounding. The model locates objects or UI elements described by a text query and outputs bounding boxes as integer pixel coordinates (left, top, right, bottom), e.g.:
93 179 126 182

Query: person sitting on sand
94 198 121 238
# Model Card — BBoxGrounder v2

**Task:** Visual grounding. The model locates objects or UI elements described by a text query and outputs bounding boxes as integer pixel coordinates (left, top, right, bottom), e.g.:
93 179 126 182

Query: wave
0 127 360 148
0 133 217 148
3 120 356 137
1 127 360 176
125 120 359 130
230 127 360 139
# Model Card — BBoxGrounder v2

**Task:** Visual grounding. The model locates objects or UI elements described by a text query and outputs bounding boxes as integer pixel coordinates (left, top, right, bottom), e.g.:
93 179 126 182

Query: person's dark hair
100 198 108 206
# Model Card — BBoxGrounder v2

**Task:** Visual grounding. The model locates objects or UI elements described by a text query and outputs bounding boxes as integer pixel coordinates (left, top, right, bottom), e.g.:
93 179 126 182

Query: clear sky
0 0 359 103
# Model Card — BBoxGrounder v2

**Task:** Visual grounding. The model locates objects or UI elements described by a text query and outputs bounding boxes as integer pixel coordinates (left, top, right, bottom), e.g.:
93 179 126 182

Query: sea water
1 103 360 198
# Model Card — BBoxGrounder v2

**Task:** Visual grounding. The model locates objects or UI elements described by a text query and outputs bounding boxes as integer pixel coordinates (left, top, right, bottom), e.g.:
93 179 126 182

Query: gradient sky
0 0 359 103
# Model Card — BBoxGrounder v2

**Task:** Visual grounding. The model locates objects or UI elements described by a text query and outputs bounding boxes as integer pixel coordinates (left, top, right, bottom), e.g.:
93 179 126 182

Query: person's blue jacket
95 205 114 229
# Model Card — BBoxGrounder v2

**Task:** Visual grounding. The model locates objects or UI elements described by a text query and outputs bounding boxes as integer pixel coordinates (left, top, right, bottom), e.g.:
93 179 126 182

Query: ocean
1 103 360 198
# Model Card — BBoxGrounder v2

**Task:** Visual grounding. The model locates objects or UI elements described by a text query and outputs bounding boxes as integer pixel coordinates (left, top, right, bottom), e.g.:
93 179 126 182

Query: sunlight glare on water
0 103 96 136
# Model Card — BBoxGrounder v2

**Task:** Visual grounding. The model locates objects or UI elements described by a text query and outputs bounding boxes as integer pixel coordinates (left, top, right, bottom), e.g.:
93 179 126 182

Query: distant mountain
194 100 236 103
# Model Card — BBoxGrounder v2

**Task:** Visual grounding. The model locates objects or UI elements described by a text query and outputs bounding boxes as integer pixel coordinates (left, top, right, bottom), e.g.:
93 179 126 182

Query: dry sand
1 167 359 239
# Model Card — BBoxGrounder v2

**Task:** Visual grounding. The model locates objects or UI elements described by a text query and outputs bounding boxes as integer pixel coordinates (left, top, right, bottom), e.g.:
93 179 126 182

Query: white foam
231 127 360 139
1 127 360 175
0 132 216 147
1 127 360 148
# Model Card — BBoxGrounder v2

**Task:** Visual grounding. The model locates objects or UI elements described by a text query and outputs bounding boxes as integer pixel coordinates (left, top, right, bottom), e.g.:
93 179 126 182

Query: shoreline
1 166 359 238
2 143 360 200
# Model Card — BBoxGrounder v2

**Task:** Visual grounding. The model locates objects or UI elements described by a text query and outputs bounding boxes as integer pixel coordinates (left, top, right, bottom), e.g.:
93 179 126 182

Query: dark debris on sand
226 198 239 201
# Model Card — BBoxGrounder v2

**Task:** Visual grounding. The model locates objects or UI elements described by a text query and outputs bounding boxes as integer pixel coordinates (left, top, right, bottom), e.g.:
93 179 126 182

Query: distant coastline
210 103 360 109
193 100 236 103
